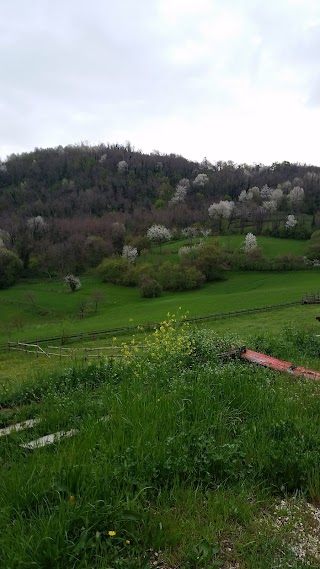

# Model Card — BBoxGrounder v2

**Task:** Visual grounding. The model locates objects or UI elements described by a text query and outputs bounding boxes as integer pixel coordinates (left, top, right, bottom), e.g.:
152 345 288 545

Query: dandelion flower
108 530 116 537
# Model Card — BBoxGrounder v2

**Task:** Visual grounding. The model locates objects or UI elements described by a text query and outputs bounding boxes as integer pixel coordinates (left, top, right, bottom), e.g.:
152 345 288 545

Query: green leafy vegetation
1 321 320 567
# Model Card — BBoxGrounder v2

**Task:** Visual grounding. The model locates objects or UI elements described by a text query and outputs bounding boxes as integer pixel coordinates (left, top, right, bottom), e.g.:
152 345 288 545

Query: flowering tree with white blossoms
64 274 81 292
170 178 190 206
200 228 212 237
122 244 138 263
285 214 298 229
269 188 283 206
244 233 257 253
181 226 198 242
208 200 235 232
117 160 128 173
193 173 209 188
178 242 204 257
27 216 47 239
288 186 304 210
147 224 172 252
238 187 260 203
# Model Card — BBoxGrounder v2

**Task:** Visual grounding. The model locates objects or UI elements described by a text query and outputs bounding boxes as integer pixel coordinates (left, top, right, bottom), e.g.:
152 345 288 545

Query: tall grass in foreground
1 320 320 567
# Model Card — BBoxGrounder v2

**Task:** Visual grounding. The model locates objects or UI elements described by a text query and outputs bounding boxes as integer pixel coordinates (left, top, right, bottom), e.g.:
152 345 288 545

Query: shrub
0 249 23 289
97 257 128 284
157 262 205 291
182 243 227 282
122 263 155 287
139 276 162 298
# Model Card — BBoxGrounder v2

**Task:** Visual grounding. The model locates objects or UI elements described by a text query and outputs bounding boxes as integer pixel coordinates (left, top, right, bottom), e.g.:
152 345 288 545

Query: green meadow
142 235 307 265
2 236 320 567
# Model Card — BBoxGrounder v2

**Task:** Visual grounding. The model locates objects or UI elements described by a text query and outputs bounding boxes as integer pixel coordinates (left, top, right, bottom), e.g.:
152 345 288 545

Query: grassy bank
1 270 319 346
1 323 320 567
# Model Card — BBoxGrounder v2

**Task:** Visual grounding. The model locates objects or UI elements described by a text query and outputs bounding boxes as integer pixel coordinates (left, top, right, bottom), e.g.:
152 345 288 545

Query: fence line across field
2 299 303 352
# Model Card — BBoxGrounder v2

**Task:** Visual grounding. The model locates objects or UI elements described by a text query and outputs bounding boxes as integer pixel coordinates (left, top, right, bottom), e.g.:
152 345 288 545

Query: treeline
1 142 320 220
1 142 320 285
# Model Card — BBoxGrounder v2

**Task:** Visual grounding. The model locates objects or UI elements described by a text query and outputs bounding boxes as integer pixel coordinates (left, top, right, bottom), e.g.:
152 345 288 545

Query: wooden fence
7 342 148 360
1 300 302 352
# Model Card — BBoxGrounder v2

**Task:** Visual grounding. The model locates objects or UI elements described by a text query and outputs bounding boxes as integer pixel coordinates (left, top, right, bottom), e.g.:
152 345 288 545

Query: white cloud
1 0 320 165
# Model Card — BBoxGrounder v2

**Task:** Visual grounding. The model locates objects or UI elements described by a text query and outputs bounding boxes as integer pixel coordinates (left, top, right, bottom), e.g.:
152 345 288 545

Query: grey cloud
1 0 320 162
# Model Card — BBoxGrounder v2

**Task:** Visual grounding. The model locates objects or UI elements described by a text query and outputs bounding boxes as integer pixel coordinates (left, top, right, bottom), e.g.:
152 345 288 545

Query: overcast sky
1 0 320 165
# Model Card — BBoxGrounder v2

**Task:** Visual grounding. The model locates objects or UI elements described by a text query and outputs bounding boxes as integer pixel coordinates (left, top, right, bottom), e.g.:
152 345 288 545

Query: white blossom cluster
178 242 205 257
303 257 320 267
170 178 190 205
122 245 138 263
64 274 81 291
239 185 284 211
147 224 172 245
288 186 304 207
117 160 128 173
181 226 198 239
27 216 47 231
193 173 209 188
285 215 298 229
244 232 257 253
208 200 235 220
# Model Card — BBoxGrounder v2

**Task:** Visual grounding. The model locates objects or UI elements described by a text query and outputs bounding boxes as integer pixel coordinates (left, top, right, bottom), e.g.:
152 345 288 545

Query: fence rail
2 300 302 352
7 341 148 360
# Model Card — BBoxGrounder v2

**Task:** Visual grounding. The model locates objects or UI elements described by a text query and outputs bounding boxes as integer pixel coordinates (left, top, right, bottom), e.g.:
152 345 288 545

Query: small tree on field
244 233 257 253
64 274 81 292
90 289 106 313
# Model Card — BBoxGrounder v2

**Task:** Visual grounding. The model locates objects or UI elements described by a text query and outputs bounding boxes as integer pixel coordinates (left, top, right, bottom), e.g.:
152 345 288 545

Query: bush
139 276 162 298
157 262 205 291
182 243 227 282
306 230 320 260
122 263 155 287
0 249 23 289
130 235 151 253
97 257 129 284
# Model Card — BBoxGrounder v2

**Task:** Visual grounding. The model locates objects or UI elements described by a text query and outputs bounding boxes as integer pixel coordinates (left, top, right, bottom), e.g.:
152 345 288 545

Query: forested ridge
1 141 320 280
1 142 320 219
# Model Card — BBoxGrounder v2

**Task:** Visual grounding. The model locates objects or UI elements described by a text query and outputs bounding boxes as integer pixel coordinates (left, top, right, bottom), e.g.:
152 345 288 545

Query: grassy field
1 264 320 382
1 325 320 568
2 235 320 567
1 270 319 345
143 235 307 264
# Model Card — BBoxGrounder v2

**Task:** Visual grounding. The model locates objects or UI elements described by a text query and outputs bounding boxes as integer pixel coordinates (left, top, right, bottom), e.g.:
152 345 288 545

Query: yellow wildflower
108 530 116 537
69 495 75 505
125 540 131 544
